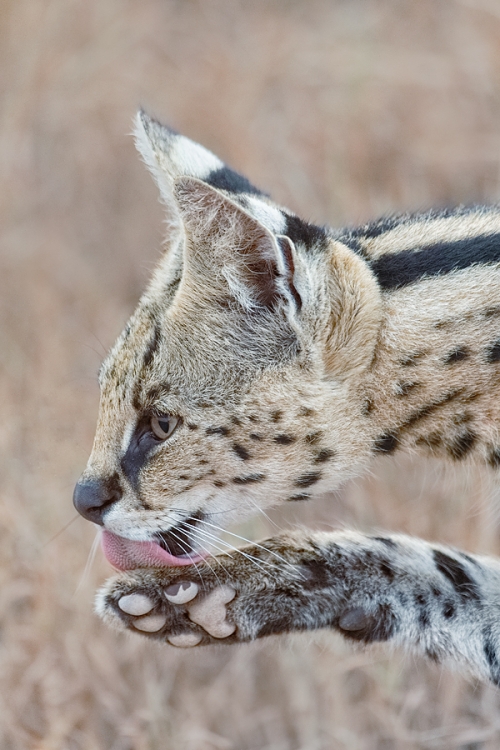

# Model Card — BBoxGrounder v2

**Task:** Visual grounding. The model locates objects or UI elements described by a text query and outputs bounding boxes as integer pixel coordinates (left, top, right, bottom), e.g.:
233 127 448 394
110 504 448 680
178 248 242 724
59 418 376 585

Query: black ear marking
205 166 266 196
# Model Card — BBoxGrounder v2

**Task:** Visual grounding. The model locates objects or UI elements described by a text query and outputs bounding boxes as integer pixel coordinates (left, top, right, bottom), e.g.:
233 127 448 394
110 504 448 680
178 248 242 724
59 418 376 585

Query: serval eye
150 415 179 440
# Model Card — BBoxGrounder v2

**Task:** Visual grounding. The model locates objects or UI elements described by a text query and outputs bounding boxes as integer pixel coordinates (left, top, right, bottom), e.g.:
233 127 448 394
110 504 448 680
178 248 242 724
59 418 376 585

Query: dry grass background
4 0 500 747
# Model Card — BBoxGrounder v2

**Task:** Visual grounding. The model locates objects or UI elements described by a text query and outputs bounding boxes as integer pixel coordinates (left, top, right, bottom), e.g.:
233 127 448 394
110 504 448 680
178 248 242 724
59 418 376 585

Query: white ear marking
133 111 175 206
134 110 223 185
245 196 287 234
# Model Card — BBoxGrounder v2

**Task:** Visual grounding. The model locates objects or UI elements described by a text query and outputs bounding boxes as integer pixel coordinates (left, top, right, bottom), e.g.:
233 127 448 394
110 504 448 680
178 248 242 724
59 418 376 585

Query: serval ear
134 110 264 216
173 177 302 314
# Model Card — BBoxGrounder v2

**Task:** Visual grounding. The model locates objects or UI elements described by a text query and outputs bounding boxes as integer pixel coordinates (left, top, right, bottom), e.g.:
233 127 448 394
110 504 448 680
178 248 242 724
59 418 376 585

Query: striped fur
77 112 500 684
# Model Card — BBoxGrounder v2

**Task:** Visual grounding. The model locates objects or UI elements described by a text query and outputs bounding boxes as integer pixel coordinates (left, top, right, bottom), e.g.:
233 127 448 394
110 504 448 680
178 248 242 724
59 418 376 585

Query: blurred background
3 0 500 747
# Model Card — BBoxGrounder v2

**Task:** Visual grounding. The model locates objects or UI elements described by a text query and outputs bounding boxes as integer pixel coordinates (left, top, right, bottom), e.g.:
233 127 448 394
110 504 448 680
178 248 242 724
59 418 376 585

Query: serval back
74 111 500 685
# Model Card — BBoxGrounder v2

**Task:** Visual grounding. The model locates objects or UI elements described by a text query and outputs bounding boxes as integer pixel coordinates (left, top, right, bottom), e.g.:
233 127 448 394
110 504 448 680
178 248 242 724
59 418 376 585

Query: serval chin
74 111 500 684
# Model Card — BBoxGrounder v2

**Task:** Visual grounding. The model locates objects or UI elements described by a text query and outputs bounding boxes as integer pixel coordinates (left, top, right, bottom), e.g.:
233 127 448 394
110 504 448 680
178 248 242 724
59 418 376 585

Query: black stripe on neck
370 233 500 290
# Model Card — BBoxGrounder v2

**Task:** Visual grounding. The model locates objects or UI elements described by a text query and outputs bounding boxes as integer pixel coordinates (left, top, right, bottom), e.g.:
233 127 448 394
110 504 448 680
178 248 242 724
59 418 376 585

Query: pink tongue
101 530 204 570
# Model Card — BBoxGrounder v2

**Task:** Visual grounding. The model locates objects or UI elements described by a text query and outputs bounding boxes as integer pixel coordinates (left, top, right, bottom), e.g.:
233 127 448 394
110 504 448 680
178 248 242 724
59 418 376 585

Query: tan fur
77 114 500 556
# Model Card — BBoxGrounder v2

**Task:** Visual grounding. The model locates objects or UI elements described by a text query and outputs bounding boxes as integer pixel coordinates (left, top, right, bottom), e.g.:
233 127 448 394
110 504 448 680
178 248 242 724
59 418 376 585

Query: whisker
199 518 290 566
190 526 281 575
166 527 221 588
74 527 101 597
43 514 80 547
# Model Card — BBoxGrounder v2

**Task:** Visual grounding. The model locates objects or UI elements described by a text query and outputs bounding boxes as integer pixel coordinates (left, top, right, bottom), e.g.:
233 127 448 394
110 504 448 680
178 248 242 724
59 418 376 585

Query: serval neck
342 209 500 466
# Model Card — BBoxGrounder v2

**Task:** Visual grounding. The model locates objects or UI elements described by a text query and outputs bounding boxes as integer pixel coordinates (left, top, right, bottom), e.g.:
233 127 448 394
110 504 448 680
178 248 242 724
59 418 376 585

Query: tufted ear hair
173 177 302 315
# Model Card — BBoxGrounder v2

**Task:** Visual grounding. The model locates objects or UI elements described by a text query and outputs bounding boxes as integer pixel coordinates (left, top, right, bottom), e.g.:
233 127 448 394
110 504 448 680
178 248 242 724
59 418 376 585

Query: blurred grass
3 0 500 747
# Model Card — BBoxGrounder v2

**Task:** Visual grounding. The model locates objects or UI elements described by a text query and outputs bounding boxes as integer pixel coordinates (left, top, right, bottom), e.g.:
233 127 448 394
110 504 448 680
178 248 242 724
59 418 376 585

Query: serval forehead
98 305 289 410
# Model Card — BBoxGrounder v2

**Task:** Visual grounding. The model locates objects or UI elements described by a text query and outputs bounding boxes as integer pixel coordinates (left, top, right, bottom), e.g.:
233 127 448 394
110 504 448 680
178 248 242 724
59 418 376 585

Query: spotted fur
76 112 500 685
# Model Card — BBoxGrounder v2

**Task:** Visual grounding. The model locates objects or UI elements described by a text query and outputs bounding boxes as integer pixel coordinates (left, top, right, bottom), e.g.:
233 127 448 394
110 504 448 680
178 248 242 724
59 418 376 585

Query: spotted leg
97 529 500 685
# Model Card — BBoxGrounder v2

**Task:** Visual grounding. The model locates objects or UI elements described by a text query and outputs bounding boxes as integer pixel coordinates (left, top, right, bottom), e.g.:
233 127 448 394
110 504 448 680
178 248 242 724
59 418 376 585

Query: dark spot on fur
248 415 259 423
426 648 440 663
305 431 323 445
362 398 374 415
314 449 335 463
380 561 395 581
452 412 472 425
400 390 464 433
294 472 322 488
187 423 198 431
374 432 399 453
337 604 397 642
431 586 442 598
213 480 226 488
146 384 170 404
178 474 189 481
484 306 500 318
206 426 230 436
231 416 242 426
142 324 161 371
131 383 142 412
433 550 480 601
299 559 332 588
400 352 425 367
370 232 500 290
443 600 456 619
371 536 397 548
233 443 251 460
488 448 500 467
447 430 477 460
271 410 283 422
397 381 420 396
255 613 301 638
274 434 296 445
249 433 263 441
464 391 481 403
287 493 311 501
232 473 265 484
298 406 314 417
484 636 500 686
486 340 500 362
415 594 429 628
444 346 470 365
198 459 209 465
416 431 442 449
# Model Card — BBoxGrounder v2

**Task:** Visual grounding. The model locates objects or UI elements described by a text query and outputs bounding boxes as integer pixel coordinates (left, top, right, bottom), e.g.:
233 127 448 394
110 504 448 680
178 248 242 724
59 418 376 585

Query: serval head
74 112 381 569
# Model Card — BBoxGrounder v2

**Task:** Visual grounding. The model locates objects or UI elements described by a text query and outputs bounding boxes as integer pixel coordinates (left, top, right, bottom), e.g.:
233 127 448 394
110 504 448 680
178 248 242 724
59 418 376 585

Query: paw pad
118 593 155 616
187 584 236 638
165 581 199 604
133 614 167 632
168 632 203 648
